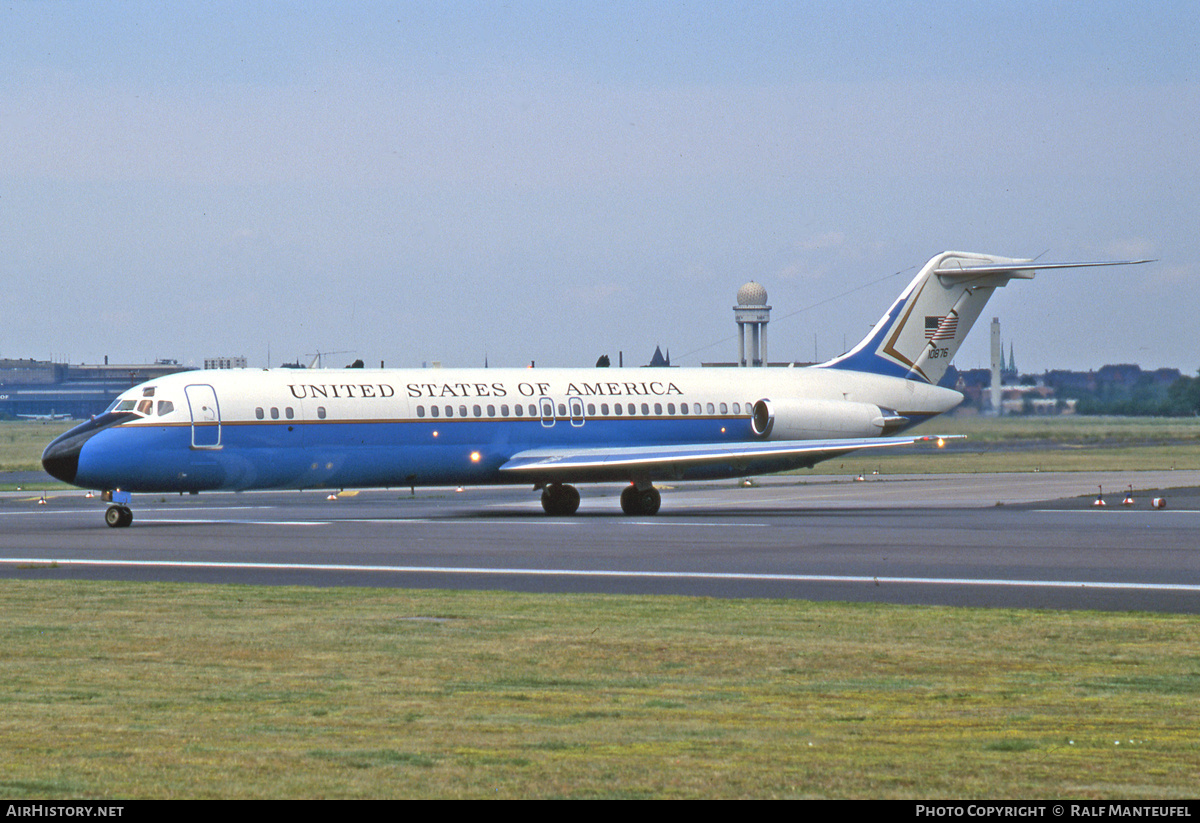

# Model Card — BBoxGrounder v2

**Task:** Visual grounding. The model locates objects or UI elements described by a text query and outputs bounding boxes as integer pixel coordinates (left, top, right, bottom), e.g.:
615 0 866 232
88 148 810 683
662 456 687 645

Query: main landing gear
620 484 661 516
538 482 662 515
540 483 581 516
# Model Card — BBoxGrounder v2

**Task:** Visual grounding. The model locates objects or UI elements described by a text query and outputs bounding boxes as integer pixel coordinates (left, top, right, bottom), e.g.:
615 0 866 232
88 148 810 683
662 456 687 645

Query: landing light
937 437 945 448
470 451 481 463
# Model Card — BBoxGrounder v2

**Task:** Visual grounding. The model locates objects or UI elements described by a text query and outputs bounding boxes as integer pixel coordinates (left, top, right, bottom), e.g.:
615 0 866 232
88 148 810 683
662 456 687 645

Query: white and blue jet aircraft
43 251 1147 526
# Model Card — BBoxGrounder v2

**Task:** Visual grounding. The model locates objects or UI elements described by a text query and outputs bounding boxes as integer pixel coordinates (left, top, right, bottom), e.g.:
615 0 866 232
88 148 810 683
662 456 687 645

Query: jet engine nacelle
751 398 907 440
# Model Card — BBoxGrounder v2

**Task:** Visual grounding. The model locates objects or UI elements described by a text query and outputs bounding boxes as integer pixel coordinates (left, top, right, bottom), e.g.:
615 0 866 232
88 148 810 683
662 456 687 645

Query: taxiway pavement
2 472 1199 612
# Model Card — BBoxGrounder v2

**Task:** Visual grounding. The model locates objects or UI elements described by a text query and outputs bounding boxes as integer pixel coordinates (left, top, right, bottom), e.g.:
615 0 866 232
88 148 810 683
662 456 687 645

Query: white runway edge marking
2 558 1198 593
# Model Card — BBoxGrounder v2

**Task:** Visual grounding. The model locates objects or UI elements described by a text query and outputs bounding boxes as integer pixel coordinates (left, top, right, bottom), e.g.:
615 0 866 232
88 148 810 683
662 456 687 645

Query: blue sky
3 2 1197 372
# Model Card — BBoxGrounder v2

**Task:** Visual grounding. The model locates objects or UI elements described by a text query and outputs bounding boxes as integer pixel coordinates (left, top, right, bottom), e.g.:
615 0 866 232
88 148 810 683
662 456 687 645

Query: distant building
204 356 247 370
0 358 193 419
734 281 771 367
646 346 671 367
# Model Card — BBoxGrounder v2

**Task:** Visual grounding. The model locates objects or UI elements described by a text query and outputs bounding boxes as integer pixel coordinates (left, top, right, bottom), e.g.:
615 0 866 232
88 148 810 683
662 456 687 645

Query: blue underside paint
73 416 760 492
818 296 922 380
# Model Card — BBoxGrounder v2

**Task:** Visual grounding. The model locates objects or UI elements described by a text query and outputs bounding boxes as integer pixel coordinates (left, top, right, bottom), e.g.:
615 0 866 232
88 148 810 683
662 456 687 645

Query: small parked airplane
42 251 1148 526
17 411 72 421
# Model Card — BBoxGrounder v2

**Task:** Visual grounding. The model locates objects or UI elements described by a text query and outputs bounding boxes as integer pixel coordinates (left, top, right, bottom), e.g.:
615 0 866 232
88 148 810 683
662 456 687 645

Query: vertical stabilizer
821 251 1150 384
820 251 1040 384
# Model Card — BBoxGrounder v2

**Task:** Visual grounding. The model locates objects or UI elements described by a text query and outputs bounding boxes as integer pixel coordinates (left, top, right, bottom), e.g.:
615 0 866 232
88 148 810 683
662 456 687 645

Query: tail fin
819 251 1151 385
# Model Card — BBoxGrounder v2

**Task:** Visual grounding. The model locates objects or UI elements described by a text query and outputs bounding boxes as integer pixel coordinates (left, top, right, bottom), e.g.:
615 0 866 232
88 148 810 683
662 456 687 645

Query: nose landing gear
102 490 134 528
105 505 133 528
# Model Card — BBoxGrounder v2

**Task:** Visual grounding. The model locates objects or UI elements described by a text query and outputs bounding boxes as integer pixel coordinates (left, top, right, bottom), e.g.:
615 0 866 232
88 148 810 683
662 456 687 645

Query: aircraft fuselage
43 365 961 494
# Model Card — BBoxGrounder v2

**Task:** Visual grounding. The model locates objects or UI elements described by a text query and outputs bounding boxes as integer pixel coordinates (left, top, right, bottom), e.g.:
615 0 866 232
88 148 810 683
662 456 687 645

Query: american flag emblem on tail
925 314 959 341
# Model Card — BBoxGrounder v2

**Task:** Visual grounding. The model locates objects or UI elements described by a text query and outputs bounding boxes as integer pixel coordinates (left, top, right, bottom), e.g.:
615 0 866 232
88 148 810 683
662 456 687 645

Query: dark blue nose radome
41 413 135 485
42 426 93 484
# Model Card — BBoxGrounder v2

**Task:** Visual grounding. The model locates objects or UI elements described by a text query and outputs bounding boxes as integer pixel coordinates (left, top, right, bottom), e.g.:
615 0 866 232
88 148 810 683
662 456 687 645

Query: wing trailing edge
499 435 957 483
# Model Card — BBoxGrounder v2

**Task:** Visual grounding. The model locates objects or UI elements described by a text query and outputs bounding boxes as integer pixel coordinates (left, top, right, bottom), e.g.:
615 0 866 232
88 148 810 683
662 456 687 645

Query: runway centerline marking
1 557 1197 593
141 519 327 526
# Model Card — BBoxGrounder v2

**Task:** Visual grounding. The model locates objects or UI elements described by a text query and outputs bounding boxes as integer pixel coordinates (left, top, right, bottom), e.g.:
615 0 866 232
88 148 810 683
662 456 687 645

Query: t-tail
819 251 1152 385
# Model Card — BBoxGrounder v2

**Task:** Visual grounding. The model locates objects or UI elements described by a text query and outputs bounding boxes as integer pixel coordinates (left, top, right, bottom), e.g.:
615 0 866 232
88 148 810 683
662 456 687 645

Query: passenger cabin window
641 403 650 415
286 407 294 419
317 407 327 419
271 407 280 420
417 405 425 418
501 404 510 416
255 407 265 420
430 405 439 417
720 402 728 414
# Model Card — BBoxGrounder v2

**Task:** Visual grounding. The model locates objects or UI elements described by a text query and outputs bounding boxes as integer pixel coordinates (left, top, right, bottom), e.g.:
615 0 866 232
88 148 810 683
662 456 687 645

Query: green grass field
810 416 1200 474
0 421 72 473
1 581 1196 799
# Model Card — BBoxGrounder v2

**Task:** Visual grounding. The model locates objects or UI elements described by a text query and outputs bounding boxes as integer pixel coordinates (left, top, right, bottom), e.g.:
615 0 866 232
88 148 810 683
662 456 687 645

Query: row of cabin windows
415 401 752 419
254 406 327 420
250 401 753 422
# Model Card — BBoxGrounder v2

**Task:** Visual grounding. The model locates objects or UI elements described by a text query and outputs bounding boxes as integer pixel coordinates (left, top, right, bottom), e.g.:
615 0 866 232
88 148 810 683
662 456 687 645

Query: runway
3 471 1200 612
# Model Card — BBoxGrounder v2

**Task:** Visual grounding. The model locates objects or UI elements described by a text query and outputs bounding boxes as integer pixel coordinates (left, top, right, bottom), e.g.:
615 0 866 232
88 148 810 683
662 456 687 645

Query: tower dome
737 281 768 307
734 282 771 366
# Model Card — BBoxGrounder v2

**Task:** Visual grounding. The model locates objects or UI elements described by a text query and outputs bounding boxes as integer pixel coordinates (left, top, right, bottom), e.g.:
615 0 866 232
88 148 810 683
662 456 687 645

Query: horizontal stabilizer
932 258 1155 280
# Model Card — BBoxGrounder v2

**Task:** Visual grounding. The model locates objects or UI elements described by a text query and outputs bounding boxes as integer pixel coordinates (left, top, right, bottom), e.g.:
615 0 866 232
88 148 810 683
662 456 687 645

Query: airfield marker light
38 495 47 506
326 493 338 501
1152 497 1167 509
85 491 94 498
1093 485 1106 507
1122 485 1135 506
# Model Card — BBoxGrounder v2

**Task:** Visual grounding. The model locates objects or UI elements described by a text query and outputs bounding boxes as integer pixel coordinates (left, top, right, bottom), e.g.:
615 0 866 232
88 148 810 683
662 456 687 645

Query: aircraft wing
499 434 955 483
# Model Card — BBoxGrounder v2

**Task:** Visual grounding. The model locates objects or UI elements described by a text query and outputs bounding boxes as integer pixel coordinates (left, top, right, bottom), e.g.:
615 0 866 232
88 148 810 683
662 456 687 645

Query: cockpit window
157 400 174 416
115 400 137 412
137 399 154 415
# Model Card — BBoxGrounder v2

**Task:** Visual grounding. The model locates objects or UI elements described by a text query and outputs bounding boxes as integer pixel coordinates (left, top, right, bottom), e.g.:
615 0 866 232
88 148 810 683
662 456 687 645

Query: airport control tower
735 281 771 367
